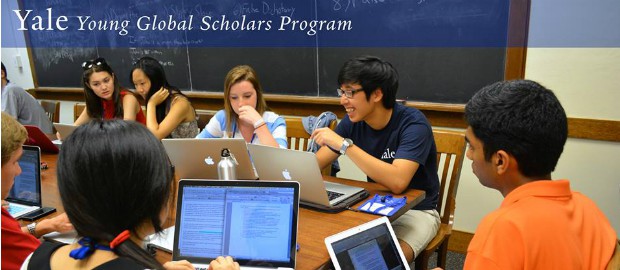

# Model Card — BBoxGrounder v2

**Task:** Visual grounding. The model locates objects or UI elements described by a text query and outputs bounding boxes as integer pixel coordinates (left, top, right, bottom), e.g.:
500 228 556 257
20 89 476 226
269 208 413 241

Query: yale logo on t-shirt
381 148 396 160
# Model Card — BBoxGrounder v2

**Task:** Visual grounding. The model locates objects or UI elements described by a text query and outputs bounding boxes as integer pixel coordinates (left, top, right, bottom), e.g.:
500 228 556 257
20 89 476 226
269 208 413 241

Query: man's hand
44 213 74 233
163 260 194 270
209 256 240 270
311 127 344 150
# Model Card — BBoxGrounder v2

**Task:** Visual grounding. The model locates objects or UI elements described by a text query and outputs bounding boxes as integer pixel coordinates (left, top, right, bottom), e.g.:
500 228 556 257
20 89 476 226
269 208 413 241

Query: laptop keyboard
327 190 345 201
8 204 28 216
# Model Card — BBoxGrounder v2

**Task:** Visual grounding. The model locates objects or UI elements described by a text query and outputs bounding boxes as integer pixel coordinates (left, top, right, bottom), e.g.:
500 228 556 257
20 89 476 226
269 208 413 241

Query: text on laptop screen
8 148 40 205
331 223 407 270
177 185 295 262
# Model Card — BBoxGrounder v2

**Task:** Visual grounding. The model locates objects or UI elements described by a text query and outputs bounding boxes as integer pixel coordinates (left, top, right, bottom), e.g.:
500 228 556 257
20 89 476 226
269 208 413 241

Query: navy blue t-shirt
335 104 439 210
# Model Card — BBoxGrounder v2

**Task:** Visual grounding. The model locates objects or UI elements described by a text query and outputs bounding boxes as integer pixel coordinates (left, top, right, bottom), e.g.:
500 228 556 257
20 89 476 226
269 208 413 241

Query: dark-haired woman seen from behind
131 57 199 139
22 120 238 270
73 58 145 126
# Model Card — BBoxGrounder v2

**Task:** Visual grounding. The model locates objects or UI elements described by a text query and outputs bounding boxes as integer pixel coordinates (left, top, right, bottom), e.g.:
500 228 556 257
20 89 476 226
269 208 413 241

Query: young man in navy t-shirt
312 56 440 262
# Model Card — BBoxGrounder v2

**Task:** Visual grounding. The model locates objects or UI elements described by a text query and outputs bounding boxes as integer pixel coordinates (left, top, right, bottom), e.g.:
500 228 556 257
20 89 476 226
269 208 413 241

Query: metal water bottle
217 148 237 180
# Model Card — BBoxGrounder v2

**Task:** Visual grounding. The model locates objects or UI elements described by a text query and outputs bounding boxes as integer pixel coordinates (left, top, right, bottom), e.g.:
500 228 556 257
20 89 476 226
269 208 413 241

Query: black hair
1 62 9 83
82 58 123 119
465 79 568 178
337 55 399 109
57 120 173 269
130 56 188 124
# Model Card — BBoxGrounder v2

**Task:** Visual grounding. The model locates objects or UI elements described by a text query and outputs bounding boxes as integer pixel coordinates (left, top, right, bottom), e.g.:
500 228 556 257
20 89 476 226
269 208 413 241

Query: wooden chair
40 100 60 123
74 103 85 122
284 116 336 151
415 129 466 270
195 110 216 130
284 116 337 175
607 240 620 270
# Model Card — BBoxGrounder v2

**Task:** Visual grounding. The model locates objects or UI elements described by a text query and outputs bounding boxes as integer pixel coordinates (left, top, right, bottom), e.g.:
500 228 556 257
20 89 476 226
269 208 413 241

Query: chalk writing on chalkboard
22 0 513 104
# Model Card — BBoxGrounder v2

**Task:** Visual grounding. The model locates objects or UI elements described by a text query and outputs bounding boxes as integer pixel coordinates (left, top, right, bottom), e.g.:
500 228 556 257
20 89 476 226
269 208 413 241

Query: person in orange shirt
458 80 618 269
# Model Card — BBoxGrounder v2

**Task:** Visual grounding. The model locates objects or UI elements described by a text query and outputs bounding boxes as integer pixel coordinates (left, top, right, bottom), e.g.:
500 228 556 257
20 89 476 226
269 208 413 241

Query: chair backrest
284 116 337 176
433 129 466 226
284 116 337 151
74 103 85 122
195 110 216 130
40 100 60 123
285 117 310 151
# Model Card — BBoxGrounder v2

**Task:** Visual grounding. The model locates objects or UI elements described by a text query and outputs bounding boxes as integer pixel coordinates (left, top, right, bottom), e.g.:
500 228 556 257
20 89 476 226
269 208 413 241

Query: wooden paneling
568 118 620 142
31 88 620 142
504 0 531 80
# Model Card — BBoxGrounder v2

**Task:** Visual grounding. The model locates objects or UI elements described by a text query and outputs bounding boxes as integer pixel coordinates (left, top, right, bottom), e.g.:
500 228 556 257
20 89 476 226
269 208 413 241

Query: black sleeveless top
27 241 145 270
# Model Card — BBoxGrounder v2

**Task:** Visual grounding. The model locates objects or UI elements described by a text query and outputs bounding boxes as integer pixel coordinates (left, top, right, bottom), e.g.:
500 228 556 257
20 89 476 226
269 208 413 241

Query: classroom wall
2 0 618 236
0 47 34 89
0 0 34 89
454 0 620 235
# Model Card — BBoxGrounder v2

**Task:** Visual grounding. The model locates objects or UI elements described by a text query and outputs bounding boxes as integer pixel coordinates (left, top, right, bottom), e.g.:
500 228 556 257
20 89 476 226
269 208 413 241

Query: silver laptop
173 180 299 270
325 217 410 270
162 138 257 180
53 123 78 141
248 144 368 211
6 146 56 219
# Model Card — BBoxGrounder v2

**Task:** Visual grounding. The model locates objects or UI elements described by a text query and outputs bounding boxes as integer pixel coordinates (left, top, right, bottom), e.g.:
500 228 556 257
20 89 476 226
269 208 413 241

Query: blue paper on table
358 194 407 217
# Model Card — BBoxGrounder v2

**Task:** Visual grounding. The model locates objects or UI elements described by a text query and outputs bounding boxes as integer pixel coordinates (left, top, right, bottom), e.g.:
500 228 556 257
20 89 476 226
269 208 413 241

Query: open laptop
325 216 410 270
24 125 59 153
248 144 368 212
173 180 299 270
162 138 257 180
6 145 56 220
53 123 78 141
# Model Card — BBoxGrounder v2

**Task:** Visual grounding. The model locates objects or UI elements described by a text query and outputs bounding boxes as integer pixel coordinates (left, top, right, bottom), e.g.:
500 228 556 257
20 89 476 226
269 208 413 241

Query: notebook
6 145 56 219
172 180 299 270
53 123 78 141
162 138 258 180
247 144 368 212
325 216 410 270
24 125 59 153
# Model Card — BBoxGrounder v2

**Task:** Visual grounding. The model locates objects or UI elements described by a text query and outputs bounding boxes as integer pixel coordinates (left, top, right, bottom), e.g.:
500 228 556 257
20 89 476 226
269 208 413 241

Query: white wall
1 47 34 89
1 0 35 89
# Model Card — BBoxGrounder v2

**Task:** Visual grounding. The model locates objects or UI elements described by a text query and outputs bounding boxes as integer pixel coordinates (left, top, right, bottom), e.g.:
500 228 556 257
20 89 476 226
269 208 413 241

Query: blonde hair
1 112 27 166
223 65 268 135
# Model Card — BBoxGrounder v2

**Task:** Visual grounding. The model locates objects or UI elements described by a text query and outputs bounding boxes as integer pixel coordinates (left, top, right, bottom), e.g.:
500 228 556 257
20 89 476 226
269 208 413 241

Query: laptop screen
327 219 409 270
7 145 41 206
173 180 299 268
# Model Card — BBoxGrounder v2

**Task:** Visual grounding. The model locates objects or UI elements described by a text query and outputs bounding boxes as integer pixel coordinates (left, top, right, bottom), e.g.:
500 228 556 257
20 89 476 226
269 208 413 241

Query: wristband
253 119 266 129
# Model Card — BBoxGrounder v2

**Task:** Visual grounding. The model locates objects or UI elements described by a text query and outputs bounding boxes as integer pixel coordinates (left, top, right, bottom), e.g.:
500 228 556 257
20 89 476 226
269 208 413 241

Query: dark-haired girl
22 120 238 270
131 57 199 139
73 58 145 126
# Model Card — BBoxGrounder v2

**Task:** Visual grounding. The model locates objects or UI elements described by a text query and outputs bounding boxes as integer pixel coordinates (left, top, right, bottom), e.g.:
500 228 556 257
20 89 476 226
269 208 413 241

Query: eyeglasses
336 88 363 98
82 58 107 70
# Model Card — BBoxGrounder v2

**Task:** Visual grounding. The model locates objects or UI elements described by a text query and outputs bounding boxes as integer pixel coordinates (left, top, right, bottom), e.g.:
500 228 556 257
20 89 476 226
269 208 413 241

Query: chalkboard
21 0 517 104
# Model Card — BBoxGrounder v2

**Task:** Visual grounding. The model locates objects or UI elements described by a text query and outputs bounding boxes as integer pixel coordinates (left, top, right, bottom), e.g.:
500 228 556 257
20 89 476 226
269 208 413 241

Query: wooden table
37 153 426 270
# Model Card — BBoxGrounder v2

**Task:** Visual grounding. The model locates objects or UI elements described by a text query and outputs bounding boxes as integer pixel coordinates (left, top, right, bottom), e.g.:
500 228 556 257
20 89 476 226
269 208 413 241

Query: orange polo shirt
464 180 617 270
